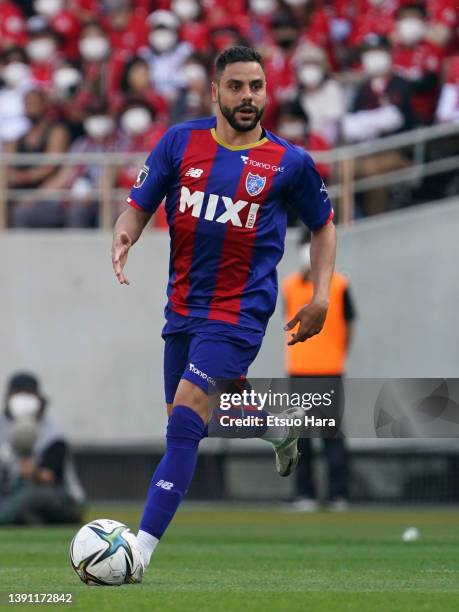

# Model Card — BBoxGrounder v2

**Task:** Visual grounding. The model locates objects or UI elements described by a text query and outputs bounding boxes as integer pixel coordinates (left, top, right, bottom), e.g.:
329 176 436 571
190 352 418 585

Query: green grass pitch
1 505 458 612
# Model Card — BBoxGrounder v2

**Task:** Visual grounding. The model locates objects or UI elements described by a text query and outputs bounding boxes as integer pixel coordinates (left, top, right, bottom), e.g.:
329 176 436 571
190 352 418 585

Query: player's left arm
284 149 337 345
285 221 336 345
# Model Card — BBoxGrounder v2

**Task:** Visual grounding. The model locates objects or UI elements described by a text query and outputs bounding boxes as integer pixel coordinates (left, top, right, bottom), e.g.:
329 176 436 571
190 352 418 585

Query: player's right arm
112 207 152 285
111 127 177 285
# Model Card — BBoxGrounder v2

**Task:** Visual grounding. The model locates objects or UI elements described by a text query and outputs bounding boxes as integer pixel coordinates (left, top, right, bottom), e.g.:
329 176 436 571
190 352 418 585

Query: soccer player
111 46 336 575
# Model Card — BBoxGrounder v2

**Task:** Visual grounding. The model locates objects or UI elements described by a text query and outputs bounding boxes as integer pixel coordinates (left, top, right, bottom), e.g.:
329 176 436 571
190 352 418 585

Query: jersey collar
210 127 268 151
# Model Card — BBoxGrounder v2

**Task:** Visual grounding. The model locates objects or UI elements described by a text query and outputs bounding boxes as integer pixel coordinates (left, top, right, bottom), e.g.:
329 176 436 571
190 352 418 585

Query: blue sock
139 405 205 540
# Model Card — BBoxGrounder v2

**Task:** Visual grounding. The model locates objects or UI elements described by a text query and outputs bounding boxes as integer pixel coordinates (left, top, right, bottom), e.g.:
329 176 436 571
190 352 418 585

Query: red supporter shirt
0 1 27 47
104 8 149 54
392 41 442 122
51 11 81 60
349 1 399 48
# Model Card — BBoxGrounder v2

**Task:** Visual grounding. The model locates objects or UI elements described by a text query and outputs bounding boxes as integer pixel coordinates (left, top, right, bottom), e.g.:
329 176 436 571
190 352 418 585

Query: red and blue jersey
128 116 333 332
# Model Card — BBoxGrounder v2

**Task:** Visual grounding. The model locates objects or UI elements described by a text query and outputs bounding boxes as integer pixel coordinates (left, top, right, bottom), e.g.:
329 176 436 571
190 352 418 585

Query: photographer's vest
282 272 349 376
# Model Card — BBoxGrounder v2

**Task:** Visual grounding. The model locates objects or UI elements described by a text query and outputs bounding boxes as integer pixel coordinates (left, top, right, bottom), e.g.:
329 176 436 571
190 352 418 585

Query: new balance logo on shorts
156 479 174 490
185 167 204 178
189 363 216 387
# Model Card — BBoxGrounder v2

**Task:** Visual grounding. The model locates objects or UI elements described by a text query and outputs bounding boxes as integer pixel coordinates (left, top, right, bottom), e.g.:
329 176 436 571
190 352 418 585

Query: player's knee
167 405 206 446
172 379 208 422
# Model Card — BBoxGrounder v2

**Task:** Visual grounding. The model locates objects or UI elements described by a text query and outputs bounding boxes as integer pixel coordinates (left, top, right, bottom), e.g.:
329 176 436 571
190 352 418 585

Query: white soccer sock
136 530 159 567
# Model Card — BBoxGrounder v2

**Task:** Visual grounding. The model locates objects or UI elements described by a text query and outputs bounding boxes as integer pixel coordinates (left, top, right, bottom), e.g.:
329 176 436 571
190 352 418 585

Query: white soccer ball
70 518 143 586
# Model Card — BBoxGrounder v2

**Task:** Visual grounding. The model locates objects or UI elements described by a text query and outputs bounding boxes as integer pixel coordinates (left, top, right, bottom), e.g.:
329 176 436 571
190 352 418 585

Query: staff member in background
282 232 356 512
0 372 85 525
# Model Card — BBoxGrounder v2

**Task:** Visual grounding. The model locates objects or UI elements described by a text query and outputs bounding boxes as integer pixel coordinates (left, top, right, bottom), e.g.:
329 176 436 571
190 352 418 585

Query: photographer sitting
0 373 85 525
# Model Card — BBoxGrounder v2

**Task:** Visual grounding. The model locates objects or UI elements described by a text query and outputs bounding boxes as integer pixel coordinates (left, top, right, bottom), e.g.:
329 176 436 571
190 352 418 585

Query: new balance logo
185 167 204 178
240 155 285 173
156 480 174 490
179 186 259 228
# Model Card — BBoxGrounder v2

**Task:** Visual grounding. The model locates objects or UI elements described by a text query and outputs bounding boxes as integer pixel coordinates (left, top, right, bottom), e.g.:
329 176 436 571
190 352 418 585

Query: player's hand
284 299 328 346
112 231 132 285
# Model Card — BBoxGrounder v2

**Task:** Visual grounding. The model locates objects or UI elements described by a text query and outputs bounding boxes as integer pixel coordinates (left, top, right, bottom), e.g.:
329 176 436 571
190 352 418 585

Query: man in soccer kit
111 46 336 575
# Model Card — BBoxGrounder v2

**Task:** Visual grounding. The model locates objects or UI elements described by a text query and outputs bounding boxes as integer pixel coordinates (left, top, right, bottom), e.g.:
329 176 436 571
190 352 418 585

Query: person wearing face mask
78 21 130 103
140 10 193 102
116 56 167 120
296 44 345 146
170 57 213 124
0 372 85 525
103 0 149 54
0 0 28 47
26 26 61 88
282 231 356 512
39 99 119 228
33 0 81 61
5 87 71 228
171 0 209 54
276 100 331 187
117 99 168 227
342 35 414 215
392 3 442 125
0 48 33 144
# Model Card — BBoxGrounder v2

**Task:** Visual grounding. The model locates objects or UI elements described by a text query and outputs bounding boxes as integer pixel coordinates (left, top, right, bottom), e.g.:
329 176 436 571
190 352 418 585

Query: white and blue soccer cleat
272 406 304 477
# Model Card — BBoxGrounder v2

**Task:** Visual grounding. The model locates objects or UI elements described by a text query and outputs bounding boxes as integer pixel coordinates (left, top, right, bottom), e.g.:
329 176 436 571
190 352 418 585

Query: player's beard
217 94 265 133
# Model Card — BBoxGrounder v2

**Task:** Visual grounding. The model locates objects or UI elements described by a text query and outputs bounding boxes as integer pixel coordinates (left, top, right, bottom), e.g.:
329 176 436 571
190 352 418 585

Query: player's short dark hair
215 46 264 79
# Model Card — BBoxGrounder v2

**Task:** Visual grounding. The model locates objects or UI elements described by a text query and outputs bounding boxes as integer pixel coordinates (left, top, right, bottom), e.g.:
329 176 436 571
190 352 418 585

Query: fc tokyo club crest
134 164 149 189
245 172 266 197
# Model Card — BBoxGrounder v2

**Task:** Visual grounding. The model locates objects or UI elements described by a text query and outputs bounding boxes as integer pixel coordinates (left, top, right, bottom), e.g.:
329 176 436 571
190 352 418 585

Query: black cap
361 34 391 53
7 372 41 396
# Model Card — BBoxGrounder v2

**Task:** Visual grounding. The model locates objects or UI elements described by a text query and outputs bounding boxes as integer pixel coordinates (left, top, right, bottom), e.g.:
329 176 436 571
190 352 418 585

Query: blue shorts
162 312 264 404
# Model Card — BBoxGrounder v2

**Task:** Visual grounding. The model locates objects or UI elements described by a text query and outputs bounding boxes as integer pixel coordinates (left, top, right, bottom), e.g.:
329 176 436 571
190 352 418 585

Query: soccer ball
69 518 143 586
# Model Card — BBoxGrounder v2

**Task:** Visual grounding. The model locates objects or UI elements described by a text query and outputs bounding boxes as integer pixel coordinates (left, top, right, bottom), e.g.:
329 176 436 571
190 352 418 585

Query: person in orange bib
282 232 356 511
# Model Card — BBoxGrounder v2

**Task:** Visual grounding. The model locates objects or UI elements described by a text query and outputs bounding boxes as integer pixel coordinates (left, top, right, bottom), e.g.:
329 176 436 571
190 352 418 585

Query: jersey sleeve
288 149 334 231
127 128 176 214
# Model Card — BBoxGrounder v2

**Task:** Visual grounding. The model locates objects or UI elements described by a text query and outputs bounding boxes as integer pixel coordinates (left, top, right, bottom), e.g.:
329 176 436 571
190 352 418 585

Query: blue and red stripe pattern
128 116 333 332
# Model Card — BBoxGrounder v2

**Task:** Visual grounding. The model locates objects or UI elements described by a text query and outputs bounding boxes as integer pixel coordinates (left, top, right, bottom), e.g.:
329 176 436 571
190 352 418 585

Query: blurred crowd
0 0 458 227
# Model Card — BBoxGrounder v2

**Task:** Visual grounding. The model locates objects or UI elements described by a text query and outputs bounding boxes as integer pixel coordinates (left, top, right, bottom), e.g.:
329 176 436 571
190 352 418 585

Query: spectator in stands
117 56 167 119
425 0 458 56
342 34 413 215
141 10 193 102
78 20 129 103
39 98 120 228
296 44 346 146
170 56 212 123
276 100 331 181
392 2 442 125
0 0 27 49
264 11 302 104
247 0 279 46
103 0 149 55
0 47 33 144
436 55 459 122
0 372 85 525
348 0 397 53
171 0 209 54
26 25 61 88
117 98 168 226
6 87 71 228
51 62 85 142
32 0 81 61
